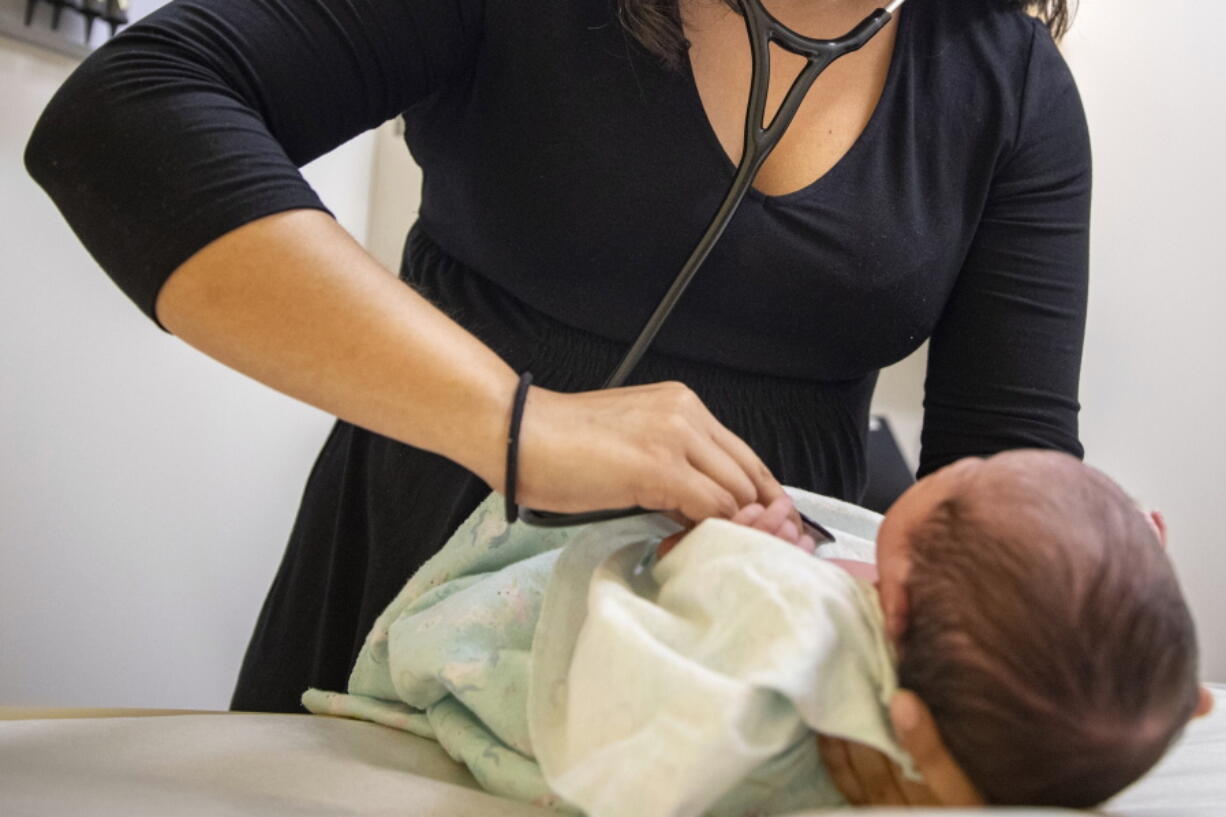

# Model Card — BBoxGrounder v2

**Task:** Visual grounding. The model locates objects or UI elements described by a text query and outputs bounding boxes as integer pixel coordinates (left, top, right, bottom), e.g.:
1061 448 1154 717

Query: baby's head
880 450 1204 807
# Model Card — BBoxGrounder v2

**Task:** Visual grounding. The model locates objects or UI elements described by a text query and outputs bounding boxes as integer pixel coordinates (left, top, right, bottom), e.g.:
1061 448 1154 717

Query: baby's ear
1147 510 1168 549
1193 685 1215 720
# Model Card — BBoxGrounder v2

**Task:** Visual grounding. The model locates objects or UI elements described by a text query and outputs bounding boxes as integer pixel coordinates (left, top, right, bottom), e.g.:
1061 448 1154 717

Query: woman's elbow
25 89 70 193
24 55 108 198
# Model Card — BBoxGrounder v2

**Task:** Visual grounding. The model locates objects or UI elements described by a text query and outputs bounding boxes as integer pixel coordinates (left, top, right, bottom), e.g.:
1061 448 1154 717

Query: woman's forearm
155 208 518 487
154 207 796 521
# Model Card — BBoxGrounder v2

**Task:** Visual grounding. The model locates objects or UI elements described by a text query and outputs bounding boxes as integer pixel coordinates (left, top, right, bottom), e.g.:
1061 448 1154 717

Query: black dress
25 0 1091 712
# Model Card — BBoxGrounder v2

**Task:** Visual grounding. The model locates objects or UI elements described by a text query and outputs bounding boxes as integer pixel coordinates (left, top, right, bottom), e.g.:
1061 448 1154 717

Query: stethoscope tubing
519 0 906 530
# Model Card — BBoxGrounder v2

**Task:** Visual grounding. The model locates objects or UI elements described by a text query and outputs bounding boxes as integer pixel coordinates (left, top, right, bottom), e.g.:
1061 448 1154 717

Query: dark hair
896 454 1200 807
616 1 1075 68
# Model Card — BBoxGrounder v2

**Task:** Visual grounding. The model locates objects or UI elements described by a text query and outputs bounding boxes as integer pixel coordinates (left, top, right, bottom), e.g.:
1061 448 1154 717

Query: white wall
1061 0 1226 680
0 32 375 708
366 118 424 275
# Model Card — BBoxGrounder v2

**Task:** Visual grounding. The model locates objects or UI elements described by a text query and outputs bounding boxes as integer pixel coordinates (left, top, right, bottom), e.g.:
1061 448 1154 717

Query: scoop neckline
677 2 911 206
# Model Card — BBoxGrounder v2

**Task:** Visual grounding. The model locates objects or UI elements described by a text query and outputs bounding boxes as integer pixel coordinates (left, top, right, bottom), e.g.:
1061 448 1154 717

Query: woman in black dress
25 0 1087 783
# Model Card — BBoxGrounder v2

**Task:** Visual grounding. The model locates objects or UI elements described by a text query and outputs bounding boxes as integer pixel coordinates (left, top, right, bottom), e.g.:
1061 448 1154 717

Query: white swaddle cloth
304 489 914 816
530 500 913 817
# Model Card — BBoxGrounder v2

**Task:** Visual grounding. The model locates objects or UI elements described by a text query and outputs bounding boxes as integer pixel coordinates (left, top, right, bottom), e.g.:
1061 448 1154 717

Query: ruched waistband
401 221 875 407
399 220 875 501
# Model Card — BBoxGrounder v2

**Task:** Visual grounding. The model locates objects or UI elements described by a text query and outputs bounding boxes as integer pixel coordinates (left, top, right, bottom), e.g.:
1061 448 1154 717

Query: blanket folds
303 489 913 817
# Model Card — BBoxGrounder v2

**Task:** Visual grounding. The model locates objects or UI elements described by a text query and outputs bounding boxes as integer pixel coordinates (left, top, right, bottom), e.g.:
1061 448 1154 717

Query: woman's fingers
656 384 782 520
682 426 760 509
890 691 985 806
668 468 738 522
704 417 786 505
513 381 783 523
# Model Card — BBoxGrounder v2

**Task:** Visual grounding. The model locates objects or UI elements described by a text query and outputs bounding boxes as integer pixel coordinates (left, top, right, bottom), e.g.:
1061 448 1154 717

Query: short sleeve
918 21 1091 476
24 0 484 331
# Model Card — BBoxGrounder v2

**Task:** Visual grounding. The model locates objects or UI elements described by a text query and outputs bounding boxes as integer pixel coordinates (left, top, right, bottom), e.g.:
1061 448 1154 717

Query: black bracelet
504 371 534 524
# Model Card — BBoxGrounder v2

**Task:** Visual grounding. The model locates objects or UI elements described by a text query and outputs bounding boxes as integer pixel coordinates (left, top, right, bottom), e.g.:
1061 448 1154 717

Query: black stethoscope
516 0 907 534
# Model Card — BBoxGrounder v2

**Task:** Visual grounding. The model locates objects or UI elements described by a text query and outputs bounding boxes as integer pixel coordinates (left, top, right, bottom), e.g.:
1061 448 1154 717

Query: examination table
1 685 1223 816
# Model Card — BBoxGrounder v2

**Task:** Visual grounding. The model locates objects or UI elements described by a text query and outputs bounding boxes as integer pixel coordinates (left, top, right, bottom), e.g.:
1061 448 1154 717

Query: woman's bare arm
26 0 794 522
157 209 517 485
156 209 792 521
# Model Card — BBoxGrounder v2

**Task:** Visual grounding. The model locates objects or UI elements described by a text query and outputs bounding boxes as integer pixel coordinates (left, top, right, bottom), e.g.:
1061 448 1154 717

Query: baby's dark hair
897 451 1200 807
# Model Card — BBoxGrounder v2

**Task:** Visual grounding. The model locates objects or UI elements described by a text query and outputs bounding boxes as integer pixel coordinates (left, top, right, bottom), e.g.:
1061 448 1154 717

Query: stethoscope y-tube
517 0 907 531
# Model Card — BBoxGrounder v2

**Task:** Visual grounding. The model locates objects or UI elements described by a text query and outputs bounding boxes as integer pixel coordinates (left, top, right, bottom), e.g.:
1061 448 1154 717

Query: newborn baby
303 449 1209 814
874 450 1209 807
649 448 1209 808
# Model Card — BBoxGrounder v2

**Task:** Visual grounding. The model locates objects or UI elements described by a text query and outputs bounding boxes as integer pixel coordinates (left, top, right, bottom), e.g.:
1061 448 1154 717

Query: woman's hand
152 212 785 527
817 690 984 807
513 381 789 523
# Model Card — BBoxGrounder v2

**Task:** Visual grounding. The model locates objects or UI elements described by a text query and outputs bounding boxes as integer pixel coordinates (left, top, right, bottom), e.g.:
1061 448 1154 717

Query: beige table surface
1 692 1223 816
0 706 229 719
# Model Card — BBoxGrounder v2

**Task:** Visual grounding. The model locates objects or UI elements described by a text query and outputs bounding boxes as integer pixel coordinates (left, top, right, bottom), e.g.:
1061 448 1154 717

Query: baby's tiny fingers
776 519 799 544
732 503 766 526
753 495 794 534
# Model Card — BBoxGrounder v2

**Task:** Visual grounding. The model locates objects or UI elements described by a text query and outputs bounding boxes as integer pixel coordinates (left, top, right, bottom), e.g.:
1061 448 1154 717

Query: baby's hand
818 691 985 807
655 496 815 559
731 496 817 553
